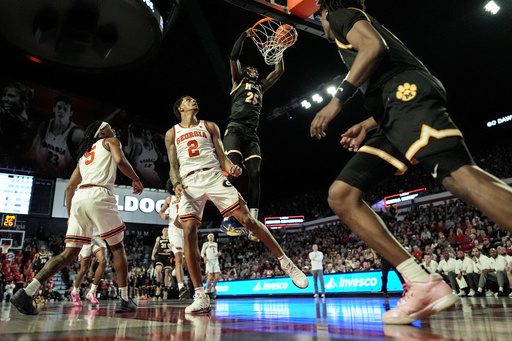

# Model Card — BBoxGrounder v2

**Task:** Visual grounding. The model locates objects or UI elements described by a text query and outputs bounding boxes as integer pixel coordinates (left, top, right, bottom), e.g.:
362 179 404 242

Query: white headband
94 122 109 138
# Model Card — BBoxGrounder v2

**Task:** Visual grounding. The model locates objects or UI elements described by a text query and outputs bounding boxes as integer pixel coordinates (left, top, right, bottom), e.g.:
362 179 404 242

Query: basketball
275 24 297 47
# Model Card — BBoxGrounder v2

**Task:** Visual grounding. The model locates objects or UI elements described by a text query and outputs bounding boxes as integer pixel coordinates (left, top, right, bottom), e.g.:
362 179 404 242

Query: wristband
334 80 358 104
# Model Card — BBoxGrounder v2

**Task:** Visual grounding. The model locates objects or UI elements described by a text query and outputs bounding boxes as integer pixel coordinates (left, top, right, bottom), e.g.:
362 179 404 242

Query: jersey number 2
187 140 199 157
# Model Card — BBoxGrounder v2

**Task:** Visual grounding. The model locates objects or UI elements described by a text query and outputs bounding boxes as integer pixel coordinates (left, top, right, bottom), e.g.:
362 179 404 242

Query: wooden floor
1 295 511 340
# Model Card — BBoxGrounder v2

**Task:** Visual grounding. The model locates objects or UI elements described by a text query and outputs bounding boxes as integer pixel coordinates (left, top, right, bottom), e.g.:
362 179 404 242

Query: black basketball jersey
157 237 170 255
330 8 428 94
229 78 263 130
35 252 50 269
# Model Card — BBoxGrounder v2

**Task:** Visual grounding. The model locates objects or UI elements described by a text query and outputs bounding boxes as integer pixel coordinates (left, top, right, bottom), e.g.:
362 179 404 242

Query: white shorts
169 225 184 254
206 259 221 274
79 235 107 261
66 187 126 248
179 169 245 224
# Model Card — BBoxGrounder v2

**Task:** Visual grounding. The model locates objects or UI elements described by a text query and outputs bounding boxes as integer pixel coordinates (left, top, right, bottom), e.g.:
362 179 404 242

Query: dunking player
201 234 221 299
165 96 308 313
151 227 173 299
71 233 107 306
11 121 143 315
220 28 285 240
159 181 190 301
312 0 512 324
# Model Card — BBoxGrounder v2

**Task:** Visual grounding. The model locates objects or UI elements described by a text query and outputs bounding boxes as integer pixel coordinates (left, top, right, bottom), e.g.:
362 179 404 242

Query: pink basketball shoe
86 293 99 305
71 292 82 307
382 273 459 324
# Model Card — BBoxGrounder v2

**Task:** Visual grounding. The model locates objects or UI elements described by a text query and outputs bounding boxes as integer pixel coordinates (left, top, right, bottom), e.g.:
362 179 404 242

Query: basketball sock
178 282 184 290
278 255 290 268
250 208 259 220
194 287 206 297
89 284 98 294
72 286 80 295
120 287 129 301
25 279 41 296
396 258 430 282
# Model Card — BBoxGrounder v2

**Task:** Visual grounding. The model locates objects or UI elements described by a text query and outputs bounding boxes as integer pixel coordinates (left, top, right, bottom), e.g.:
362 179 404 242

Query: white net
1 244 10 255
251 18 298 65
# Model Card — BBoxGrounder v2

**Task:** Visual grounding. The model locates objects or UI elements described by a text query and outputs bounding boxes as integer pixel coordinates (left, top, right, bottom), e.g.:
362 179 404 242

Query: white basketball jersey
204 242 219 260
173 120 221 178
78 139 118 191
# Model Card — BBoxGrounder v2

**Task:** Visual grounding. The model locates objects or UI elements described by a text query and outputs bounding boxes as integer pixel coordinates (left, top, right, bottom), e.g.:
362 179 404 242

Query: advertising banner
213 270 403 296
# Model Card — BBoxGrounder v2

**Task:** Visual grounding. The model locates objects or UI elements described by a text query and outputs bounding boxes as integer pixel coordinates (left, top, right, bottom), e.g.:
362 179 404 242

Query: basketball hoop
251 18 298 65
1 243 10 255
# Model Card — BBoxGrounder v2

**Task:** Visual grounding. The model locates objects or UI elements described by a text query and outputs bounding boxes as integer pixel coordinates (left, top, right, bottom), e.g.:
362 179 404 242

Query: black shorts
155 254 172 269
337 70 475 192
223 123 261 161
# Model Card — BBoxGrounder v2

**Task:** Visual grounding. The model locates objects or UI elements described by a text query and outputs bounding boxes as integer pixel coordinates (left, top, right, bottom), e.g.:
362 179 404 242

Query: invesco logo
216 285 229 292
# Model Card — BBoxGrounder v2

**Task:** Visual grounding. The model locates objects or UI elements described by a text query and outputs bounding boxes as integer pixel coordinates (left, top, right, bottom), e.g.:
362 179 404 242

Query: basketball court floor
1 296 511 340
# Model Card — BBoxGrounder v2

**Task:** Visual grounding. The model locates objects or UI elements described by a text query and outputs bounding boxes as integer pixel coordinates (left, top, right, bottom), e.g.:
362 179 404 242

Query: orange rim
251 17 278 46
251 17 274 30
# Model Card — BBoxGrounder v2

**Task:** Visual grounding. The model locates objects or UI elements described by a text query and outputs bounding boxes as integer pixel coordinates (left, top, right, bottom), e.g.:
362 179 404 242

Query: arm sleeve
230 32 248 61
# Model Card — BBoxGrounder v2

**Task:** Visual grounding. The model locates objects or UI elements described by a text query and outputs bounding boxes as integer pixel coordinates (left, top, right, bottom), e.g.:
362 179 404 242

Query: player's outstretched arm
107 137 143 195
230 28 252 86
340 117 377 152
205 121 241 177
65 165 82 217
261 57 284 92
159 196 171 220
344 20 387 89
151 237 160 261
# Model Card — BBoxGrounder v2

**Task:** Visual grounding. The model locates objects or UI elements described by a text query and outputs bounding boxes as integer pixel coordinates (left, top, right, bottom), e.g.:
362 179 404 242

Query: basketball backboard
225 0 324 37
0 229 25 251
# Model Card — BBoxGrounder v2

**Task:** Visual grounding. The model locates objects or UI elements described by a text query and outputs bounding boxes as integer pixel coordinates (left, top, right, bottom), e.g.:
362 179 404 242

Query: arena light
267 74 345 119
301 100 311 109
484 1 500 14
311 94 323 103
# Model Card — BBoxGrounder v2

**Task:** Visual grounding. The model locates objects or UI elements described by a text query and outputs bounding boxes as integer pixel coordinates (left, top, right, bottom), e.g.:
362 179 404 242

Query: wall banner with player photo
0 77 169 189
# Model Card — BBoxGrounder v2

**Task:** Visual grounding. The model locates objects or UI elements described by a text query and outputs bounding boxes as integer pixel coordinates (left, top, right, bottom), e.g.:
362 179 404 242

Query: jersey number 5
187 140 199 157
85 145 96 165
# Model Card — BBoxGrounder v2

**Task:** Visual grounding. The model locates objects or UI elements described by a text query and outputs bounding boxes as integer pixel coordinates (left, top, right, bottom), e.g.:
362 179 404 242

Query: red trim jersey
173 120 221 178
78 139 118 191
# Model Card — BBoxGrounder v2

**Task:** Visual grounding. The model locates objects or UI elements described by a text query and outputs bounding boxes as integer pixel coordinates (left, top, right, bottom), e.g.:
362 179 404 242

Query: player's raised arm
261 57 284 92
230 28 252 86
